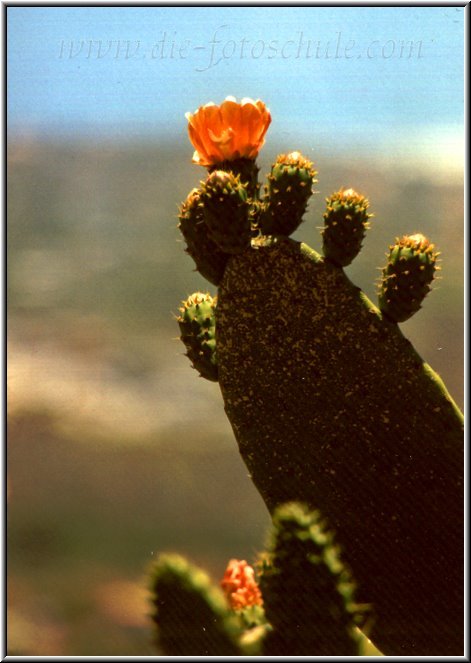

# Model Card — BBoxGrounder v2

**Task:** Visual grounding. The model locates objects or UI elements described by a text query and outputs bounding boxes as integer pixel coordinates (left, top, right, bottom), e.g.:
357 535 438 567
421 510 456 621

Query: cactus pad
378 233 439 322
259 502 364 656
149 553 241 655
216 237 463 655
322 188 372 266
200 170 251 254
178 188 229 285
261 151 317 236
177 292 218 381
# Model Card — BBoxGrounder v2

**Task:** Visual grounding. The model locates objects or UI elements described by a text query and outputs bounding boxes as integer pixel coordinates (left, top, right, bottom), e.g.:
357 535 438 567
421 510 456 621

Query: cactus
260 151 318 236
149 554 242 655
150 503 369 656
200 170 252 254
177 292 217 382
378 233 439 322
322 187 372 266
171 97 463 656
178 188 228 285
259 502 366 656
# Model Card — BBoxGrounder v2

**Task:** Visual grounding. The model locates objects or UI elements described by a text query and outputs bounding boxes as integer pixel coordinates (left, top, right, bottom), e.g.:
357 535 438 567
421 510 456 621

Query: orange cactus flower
185 96 271 166
220 559 263 610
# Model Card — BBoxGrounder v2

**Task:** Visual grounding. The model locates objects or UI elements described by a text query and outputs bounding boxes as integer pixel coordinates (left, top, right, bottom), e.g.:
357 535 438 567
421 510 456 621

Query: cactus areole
216 238 463 656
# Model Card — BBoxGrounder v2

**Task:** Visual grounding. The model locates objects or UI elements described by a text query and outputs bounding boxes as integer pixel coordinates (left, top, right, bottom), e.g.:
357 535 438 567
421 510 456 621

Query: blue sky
7 6 464 157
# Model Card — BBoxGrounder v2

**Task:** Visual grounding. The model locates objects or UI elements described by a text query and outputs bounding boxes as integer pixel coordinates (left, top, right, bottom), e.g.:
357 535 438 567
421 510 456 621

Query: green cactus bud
149 553 242 655
322 188 372 266
208 157 260 199
378 233 439 323
177 292 218 381
200 170 251 254
261 151 317 237
178 188 229 285
259 502 366 656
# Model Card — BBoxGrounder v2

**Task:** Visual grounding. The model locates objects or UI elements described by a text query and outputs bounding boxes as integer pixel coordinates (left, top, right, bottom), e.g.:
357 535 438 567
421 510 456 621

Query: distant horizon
8 7 464 151
7 120 464 184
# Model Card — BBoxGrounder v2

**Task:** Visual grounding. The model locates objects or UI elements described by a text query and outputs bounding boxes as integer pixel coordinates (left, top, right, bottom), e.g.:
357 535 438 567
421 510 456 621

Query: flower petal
186 97 271 165
220 98 242 133
192 106 226 163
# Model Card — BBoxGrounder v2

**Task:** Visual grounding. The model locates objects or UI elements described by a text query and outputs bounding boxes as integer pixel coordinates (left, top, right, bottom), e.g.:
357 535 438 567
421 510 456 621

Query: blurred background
6 6 464 656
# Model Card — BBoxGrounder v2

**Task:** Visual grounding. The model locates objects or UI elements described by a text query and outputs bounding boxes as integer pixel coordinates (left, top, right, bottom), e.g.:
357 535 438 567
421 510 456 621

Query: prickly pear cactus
174 97 463 656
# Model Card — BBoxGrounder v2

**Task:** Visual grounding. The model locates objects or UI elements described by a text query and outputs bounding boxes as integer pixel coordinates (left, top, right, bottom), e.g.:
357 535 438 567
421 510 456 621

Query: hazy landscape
7 137 464 655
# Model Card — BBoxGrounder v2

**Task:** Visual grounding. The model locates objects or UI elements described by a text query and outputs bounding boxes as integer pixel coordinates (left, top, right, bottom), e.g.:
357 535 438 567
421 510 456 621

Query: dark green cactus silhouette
150 503 371 656
171 100 463 656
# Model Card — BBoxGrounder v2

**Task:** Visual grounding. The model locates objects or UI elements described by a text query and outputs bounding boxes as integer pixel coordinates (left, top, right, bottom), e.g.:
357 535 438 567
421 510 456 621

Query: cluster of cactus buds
178 153 316 283
179 96 439 337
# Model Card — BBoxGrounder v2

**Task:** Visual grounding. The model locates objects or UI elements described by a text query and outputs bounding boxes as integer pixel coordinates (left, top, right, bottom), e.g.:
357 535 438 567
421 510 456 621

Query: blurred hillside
7 139 464 655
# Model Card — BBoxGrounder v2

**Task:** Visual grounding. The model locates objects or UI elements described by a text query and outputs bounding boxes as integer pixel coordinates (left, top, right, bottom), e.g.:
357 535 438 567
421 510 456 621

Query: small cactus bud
322 188 372 267
208 158 260 199
261 151 317 236
177 292 218 381
378 233 439 323
178 188 229 285
200 170 251 254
